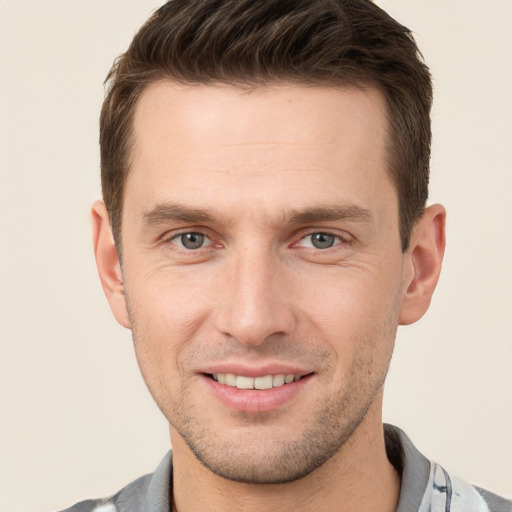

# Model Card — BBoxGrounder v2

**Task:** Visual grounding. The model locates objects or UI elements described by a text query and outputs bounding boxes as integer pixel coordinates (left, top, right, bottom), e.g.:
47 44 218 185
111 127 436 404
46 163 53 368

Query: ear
91 200 131 329
399 204 446 325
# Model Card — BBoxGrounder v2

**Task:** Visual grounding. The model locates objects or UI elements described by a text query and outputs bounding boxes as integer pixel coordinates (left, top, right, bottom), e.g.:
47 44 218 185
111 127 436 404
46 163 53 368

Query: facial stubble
125 279 401 485
131 334 395 484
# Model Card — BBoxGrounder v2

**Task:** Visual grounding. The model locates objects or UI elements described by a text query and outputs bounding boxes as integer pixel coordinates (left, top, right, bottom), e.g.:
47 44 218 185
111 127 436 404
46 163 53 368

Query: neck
170 400 400 512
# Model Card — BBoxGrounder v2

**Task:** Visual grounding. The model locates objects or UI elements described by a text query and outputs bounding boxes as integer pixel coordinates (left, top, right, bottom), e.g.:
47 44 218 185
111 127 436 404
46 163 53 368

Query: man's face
119 82 408 483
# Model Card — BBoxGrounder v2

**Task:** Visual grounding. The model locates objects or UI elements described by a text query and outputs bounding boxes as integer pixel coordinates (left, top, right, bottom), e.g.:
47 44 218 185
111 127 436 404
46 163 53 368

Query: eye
172 232 211 250
298 232 341 249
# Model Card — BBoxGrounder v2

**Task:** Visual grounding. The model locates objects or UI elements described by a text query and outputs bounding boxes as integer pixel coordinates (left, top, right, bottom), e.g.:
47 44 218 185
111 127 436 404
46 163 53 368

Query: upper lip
200 363 313 378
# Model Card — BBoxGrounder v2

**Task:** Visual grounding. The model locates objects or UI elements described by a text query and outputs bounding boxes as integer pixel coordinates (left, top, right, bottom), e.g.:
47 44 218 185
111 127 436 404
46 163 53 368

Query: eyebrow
141 203 234 226
286 205 373 224
141 202 373 227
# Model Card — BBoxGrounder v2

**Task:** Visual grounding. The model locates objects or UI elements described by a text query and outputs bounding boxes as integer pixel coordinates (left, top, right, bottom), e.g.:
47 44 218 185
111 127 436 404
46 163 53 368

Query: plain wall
0 1 510 510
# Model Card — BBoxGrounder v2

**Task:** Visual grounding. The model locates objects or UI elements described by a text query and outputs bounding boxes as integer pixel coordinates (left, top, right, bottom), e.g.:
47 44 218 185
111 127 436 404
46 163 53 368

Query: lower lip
201 374 313 413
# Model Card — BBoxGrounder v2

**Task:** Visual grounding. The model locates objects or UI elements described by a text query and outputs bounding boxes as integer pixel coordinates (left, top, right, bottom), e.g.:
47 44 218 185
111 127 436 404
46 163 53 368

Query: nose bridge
216 241 294 345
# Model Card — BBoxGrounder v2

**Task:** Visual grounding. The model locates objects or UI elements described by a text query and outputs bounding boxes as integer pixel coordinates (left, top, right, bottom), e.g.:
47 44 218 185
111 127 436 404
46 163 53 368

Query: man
62 0 511 511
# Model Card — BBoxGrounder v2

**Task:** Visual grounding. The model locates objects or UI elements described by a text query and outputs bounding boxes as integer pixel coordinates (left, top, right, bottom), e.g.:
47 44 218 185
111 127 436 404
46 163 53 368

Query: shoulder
57 452 172 512
59 500 116 512
385 425 511 512
423 462 512 512
58 473 152 512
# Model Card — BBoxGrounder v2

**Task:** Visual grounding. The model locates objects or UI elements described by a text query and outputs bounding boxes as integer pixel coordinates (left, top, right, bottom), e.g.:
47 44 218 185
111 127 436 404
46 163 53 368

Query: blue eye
299 232 340 249
173 232 209 250
311 233 335 249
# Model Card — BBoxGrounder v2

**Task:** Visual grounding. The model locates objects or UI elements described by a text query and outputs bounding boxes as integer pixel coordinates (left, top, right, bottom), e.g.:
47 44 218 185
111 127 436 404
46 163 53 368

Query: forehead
131 81 388 161
125 81 394 225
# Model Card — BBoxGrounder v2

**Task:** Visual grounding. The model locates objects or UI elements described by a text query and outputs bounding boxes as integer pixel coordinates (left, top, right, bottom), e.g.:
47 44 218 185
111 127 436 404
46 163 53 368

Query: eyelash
163 229 351 252
295 231 348 250
165 230 213 250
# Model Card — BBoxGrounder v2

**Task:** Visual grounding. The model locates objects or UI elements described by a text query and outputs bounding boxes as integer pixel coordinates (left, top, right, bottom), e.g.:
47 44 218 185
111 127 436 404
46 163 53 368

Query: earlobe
399 204 446 326
91 200 131 329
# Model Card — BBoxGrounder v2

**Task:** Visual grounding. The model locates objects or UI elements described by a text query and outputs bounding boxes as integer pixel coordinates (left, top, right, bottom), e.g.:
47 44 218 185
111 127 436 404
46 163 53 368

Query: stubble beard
129 327 394 486
126 290 399 486
164 353 390 485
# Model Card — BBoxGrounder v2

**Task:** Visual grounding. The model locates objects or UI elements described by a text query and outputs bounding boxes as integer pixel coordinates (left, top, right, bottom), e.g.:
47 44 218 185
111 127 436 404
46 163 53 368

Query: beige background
0 1 511 510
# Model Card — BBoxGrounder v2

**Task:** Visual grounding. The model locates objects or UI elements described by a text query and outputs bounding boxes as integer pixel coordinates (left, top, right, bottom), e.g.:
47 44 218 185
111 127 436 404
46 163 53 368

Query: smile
210 373 303 390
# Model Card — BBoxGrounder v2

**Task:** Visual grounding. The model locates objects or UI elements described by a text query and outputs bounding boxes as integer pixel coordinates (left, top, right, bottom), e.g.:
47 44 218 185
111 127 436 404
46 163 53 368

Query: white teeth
272 374 285 387
254 375 273 390
212 372 302 389
225 373 236 386
236 376 254 389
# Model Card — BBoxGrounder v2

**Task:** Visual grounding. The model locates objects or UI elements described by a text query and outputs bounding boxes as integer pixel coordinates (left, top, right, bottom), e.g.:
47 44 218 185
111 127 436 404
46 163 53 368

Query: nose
214 246 296 347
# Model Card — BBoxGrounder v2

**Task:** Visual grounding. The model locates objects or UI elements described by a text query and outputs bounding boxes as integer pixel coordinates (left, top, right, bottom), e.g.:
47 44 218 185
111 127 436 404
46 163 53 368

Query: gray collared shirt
59 425 511 512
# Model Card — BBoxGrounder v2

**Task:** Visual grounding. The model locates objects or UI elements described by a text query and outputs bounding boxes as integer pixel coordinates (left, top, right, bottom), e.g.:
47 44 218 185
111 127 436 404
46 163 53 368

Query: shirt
60 425 511 512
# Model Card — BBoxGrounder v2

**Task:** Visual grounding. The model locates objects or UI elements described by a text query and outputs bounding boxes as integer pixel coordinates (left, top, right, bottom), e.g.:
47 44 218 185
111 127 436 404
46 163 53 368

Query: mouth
207 373 304 390
201 367 314 412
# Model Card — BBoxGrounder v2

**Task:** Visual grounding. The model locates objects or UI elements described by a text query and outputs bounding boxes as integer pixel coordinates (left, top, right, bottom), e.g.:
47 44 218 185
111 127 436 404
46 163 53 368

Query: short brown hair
100 0 432 251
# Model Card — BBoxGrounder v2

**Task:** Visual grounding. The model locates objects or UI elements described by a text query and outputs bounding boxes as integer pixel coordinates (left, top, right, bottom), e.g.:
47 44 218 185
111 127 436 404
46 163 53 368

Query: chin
173 399 369 485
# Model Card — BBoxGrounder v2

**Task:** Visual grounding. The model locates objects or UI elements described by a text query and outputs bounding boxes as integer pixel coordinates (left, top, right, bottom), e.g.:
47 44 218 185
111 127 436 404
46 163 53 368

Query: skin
93 82 445 511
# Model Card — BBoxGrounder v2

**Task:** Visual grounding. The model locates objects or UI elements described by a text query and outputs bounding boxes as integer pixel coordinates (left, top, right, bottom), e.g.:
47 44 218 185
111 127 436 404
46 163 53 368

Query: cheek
301 267 398 322
128 264 211 332
124 268 211 383
297 265 402 359
125 262 235 374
